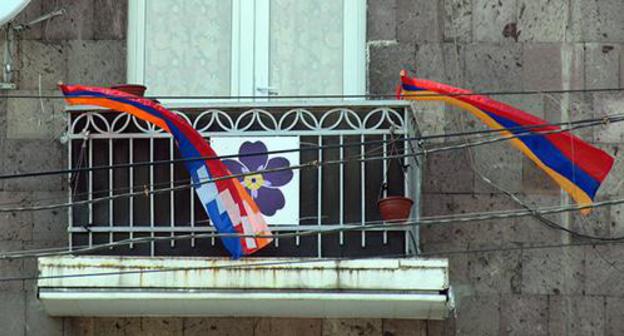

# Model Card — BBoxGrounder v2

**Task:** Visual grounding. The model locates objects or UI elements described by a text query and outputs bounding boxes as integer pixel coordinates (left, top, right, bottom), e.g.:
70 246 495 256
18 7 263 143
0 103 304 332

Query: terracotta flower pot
377 196 414 224
111 84 147 97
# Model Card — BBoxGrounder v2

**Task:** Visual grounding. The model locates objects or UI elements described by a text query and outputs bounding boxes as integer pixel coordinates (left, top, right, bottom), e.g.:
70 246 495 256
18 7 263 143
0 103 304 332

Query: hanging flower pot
376 131 414 224
378 195 413 224
110 84 147 97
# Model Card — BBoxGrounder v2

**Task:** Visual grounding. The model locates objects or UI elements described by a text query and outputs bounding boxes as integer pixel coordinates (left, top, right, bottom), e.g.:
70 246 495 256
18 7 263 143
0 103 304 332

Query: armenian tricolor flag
399 71 614 213
60 84 272 258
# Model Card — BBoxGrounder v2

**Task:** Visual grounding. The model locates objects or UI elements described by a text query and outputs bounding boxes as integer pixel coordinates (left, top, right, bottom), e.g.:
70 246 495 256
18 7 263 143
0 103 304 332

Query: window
127 0 366 100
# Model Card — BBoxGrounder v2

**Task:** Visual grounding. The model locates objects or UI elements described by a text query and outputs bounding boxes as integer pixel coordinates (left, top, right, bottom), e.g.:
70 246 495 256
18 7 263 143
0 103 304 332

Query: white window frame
127 0 366 101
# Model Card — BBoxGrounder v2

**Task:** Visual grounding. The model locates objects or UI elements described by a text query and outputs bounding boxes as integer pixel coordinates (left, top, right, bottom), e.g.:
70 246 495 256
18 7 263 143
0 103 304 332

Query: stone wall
368 0 624 335
0 0 126 335
1 0 623 335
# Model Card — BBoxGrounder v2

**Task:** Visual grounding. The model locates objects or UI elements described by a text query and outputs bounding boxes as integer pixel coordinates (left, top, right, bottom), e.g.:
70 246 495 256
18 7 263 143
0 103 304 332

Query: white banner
211 137 300 226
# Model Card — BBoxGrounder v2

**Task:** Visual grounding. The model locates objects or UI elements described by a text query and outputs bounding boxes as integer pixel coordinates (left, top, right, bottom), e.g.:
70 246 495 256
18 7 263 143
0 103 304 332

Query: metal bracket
1 8 65 90
12 9 66 32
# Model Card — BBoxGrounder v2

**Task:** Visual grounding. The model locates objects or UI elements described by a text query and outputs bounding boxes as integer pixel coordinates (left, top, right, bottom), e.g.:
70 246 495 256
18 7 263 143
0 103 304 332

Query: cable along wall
66 101 421 258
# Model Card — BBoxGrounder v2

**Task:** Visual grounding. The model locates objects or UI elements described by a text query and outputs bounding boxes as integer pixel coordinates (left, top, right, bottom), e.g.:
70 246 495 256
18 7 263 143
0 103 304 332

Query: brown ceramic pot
377 196 414 224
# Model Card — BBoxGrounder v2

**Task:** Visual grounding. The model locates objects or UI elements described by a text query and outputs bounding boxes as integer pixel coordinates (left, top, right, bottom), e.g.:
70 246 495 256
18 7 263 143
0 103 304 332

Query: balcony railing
66 100 422 258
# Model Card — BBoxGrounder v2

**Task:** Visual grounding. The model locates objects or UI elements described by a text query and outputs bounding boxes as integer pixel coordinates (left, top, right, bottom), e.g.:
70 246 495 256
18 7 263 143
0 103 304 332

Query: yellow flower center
243 174 265 191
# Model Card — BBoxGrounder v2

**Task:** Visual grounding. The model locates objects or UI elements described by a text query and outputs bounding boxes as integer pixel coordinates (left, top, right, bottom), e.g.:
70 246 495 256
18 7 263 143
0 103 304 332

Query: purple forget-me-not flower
223 141 294 216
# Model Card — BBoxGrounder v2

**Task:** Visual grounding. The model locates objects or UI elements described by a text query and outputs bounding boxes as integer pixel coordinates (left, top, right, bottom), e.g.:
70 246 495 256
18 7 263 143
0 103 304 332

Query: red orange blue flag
398 71 614 214
59 84 272 258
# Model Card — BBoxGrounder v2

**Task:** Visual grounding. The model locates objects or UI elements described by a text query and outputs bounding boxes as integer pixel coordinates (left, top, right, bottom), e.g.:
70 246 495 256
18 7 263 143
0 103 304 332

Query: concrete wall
0 0 623 335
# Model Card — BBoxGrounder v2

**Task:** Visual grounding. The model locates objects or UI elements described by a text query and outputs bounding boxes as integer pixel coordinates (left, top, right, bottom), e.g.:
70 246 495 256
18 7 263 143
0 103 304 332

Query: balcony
65 100 422 257
36 100 452 319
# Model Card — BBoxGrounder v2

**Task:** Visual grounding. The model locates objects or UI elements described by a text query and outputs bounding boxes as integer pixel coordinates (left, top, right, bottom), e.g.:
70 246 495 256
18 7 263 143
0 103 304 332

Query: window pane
269 0 344 96
144 0 232 96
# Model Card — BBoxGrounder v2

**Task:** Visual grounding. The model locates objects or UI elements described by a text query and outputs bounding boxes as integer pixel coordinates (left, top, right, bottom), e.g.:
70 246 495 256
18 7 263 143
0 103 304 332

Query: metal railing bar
67 129 407 140
68 225 411 233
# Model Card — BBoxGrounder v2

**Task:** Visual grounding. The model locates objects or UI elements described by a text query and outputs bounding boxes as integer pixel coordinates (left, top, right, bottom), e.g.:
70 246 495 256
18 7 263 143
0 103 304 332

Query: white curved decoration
69 105 408 136
0 0 30 26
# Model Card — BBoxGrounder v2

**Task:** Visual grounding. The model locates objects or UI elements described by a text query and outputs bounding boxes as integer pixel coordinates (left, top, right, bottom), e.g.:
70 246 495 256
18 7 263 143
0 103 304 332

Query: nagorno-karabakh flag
398 71 614 214
60 84 272 258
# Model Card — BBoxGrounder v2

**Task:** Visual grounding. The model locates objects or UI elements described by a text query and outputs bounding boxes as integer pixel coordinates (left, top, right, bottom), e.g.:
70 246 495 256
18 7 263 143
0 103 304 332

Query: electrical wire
0 208 567 258
8 238 623 283
0 94 618 261
3 110 619 181
22 112 624 185
4 85 624 100
0 138 390 209
4 238 616 283
438 0 624 257
1 78 622 280
0 131 401 180
2 189 624 284
464 149 624 242
8 225 624 283
0 110 612 208
491 176 624 242
0 115 618 213
0 137 394 207
419 239 624 257
1 218 409 260
7 194 624 261
443 88 624 242
0 136 396 207
463 142 624 241
442 85 624 242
